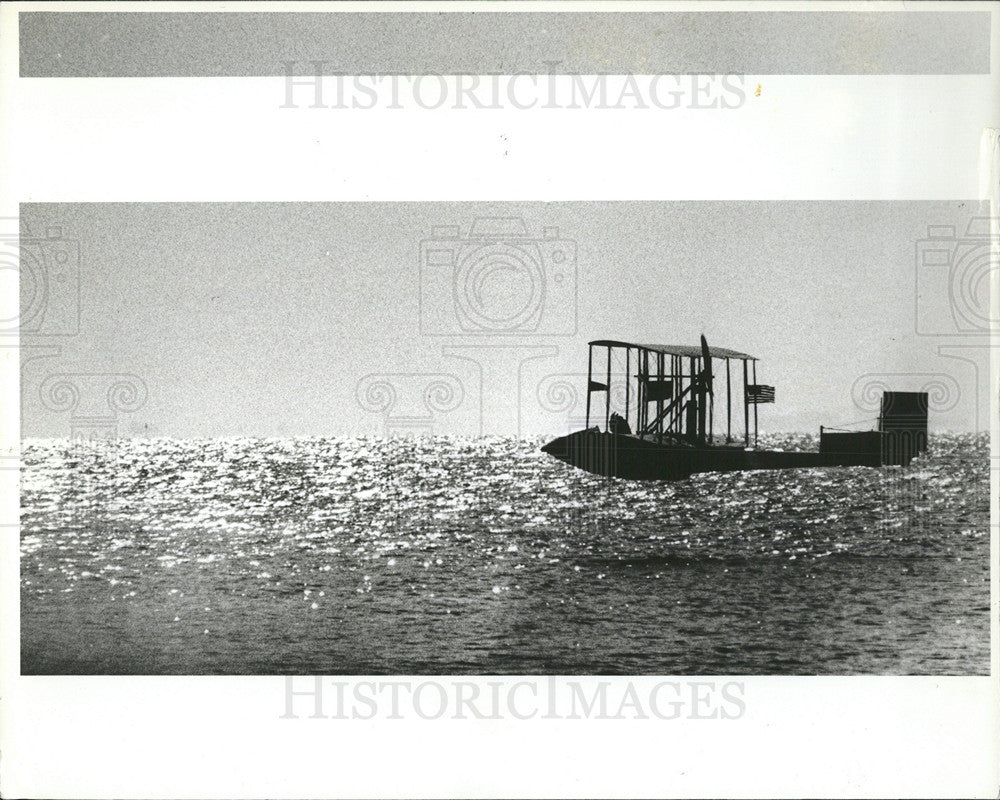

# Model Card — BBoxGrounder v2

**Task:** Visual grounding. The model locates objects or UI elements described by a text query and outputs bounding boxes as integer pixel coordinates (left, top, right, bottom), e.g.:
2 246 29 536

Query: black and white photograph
2 3 998 798
16 200 993 677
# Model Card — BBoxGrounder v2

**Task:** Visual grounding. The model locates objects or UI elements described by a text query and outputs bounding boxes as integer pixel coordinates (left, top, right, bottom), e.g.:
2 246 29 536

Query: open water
20 433 990 674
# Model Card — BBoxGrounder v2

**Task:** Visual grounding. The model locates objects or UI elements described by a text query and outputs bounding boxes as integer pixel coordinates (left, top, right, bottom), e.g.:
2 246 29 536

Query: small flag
588 380 608 392
746 384 775 404
643 379 674 402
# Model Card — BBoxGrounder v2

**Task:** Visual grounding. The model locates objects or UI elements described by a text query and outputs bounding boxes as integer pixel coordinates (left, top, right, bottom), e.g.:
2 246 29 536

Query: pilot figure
608 412 631 436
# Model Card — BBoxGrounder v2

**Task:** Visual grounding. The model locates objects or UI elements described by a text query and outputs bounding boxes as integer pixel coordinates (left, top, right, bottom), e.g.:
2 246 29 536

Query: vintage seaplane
540 336 928 481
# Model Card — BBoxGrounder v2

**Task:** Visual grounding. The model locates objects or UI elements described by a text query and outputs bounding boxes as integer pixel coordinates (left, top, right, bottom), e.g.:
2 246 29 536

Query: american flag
746 384 775 404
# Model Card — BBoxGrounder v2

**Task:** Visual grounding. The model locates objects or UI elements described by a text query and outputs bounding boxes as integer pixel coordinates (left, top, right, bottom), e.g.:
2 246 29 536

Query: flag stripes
746 384 775 404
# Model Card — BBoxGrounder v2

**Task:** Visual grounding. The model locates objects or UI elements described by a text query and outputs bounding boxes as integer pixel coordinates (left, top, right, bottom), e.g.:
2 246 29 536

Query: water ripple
20 432 990 675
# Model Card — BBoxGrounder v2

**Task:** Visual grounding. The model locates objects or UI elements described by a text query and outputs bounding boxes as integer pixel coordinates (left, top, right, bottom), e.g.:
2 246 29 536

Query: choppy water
21 433 990 675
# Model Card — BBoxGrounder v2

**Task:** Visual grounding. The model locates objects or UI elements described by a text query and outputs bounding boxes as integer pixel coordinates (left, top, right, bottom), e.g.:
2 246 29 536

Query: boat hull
540 429 883 481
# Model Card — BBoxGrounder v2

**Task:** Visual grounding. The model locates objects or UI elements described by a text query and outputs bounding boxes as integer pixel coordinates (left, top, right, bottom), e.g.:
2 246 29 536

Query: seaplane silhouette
541 335 927 481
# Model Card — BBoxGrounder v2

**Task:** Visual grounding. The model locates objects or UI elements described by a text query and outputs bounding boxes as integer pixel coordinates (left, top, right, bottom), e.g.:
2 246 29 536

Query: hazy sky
19 201 989 438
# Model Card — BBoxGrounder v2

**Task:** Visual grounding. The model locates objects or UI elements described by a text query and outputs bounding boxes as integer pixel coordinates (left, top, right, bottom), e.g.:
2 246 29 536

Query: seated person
608 412 632 436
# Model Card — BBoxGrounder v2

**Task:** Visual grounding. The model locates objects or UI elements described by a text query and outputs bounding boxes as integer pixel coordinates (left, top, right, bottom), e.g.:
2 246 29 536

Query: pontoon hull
541 429 884 481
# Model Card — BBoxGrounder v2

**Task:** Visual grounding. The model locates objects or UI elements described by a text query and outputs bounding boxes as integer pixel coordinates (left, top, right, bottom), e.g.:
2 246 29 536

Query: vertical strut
605 346 612 432
694 357 705 445
656 353 665 440
743 359 750 447
726 357 732 443
708 363 713 444
624 346 631 432
641 350 649 435
676 355 684 435
585 344 592 428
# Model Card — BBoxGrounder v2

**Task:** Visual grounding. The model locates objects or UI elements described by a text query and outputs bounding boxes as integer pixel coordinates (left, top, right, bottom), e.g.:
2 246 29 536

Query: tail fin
879 391 928 465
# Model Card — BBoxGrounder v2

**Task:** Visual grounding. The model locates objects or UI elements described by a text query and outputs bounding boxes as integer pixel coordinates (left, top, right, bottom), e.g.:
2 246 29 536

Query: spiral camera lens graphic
951 246 998 331
1 245 46 331
0 254 20 328
453 243 545 331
